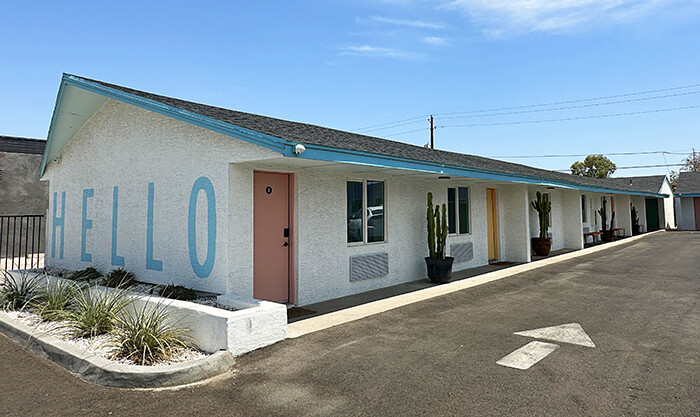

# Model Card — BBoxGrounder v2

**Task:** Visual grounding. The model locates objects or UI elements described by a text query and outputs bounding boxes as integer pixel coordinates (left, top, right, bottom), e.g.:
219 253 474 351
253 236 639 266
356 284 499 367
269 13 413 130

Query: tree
570 154 617 178
669 150 700 191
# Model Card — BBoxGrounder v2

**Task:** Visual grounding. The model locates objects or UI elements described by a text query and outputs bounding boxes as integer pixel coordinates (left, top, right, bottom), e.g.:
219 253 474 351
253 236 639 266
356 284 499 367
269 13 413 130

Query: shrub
104 268 136 289
66 287 132 337
33 279 81 321
70 267 103 283
159 284 197 301
0 270 40 310
113 302 191 365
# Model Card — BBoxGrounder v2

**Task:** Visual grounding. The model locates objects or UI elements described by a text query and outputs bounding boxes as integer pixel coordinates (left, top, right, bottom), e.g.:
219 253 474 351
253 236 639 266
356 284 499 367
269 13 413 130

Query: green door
645 199 660 231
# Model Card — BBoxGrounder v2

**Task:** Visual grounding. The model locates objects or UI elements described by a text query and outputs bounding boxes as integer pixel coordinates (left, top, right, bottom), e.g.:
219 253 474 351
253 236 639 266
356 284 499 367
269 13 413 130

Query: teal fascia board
282 142 666 198
40 74 666 199
676 193 700 197
39 77 69 179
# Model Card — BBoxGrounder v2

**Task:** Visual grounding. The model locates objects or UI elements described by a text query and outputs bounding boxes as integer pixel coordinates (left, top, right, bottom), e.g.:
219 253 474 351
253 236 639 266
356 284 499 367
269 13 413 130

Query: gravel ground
4 310 206 366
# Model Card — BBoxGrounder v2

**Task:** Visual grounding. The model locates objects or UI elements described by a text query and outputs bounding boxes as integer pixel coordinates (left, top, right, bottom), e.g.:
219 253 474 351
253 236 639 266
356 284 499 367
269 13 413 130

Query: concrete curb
287 230 665 338
0 312 235 388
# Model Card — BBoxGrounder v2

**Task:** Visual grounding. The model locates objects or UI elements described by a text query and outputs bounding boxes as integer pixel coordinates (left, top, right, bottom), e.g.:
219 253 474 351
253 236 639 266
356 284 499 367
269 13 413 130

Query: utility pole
429 115 435 149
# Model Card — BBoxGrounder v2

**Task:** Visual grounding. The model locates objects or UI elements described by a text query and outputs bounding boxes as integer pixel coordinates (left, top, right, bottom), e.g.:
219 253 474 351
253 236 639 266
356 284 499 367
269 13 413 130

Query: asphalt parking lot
1 231 698 416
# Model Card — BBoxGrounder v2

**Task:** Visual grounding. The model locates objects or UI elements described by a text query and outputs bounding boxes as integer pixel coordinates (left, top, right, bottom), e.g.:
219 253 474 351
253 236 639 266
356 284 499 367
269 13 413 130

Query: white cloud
368 15 448 29
442 0 673 36
338 45 426 60
423 36 450 45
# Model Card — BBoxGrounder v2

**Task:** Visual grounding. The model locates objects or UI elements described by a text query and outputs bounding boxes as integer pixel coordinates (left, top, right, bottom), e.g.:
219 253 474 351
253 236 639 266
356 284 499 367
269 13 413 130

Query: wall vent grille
451 242 474 263
350 252 389 282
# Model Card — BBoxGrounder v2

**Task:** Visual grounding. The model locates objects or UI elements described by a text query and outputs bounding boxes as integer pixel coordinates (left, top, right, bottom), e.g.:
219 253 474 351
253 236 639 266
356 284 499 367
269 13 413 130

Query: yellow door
486 188 499 261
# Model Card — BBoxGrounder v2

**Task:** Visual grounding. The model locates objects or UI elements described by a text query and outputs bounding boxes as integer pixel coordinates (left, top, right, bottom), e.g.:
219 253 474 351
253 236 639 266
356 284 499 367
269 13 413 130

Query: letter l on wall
146 182 163 271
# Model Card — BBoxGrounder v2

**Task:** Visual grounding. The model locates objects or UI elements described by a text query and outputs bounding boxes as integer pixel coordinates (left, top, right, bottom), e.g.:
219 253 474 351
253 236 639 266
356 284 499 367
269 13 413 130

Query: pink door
694 197 700 230
254 172 290 302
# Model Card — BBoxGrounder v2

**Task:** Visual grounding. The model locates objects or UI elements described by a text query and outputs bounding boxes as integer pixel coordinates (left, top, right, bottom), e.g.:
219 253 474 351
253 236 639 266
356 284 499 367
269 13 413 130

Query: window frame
347 179 387 246
447 186 471 236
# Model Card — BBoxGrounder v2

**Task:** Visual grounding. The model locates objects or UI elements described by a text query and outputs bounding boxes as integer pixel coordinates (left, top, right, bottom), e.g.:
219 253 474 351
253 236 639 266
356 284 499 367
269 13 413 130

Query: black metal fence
0 215 45 270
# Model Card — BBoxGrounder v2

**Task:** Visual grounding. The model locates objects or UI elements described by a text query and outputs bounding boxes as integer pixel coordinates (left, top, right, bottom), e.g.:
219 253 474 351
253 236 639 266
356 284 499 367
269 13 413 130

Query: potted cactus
631 203 641 235
531 191 552 256
599 198 615 242
425 192 454 284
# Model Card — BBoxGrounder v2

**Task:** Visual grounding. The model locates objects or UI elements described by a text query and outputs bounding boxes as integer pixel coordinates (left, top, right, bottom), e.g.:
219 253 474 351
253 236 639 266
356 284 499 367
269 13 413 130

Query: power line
351 82 700 133
438 104 700 129
439 90 700 121
354 115 428 133
386 127 429 137
492 150 693 159
359 118 426 134
435 83 700 116
555 164 685 172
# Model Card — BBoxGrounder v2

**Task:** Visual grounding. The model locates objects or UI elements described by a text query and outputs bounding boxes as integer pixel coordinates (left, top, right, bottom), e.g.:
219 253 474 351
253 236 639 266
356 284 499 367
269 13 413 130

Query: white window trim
347 179 387 246
447 186 472 236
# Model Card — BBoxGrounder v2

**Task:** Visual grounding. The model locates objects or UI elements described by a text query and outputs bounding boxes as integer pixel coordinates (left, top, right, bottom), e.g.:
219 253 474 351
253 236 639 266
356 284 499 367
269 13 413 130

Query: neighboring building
607 175 676 231
674 172 700 230
0 136 48 215
0 136 49 258
39 74 670 306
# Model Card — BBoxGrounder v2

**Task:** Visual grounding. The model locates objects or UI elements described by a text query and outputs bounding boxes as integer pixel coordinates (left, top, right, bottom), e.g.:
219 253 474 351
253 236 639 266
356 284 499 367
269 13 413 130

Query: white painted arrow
514 322 596 348
497 323 595 370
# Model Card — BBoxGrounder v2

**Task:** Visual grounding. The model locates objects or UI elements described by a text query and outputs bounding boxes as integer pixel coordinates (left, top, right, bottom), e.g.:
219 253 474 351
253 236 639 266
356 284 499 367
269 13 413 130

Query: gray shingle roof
605 175 666 195
74 75 664 196
675 172 700 194
0 136 46 155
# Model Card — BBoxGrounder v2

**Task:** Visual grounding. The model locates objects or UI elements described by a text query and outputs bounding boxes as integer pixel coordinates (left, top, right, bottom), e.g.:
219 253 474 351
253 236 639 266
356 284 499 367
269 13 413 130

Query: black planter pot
602 230 614 242
531 237 552 256
425 257 454 284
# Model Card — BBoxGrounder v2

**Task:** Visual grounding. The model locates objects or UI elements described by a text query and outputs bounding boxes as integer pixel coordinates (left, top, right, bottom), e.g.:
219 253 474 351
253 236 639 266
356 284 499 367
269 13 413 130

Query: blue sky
2 0 699 176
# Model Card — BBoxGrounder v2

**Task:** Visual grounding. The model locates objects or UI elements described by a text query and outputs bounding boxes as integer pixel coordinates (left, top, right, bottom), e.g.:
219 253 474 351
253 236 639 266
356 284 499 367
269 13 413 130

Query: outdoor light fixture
293 143 306 155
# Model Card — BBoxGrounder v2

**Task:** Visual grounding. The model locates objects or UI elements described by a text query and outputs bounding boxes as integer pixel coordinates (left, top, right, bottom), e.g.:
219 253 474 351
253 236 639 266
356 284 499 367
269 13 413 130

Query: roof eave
281 142 667 198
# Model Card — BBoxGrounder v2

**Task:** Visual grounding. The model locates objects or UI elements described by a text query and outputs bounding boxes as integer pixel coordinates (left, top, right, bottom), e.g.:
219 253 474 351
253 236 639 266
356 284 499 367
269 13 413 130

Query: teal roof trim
281 142 667 198
39 73 667 198
39 74 288 177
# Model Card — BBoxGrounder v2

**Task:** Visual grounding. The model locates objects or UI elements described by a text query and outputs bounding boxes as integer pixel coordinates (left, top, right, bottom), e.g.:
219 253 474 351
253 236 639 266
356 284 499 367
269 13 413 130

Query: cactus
598 198 607 231
427 192 436 259
530 191 551 239
631 203 640 234
426 193 449 259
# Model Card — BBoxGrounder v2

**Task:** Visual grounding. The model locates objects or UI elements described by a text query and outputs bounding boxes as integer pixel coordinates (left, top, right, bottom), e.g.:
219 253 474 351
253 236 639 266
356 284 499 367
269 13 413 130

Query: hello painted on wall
50 176 217 278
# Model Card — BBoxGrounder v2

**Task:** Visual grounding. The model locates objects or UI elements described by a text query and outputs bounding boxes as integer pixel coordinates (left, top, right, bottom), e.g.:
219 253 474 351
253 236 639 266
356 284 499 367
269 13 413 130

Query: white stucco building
675 172 700 231
39 74 672 306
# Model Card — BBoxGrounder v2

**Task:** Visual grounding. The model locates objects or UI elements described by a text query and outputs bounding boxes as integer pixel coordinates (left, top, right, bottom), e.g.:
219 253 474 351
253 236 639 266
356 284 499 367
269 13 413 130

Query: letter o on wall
188 177 217 278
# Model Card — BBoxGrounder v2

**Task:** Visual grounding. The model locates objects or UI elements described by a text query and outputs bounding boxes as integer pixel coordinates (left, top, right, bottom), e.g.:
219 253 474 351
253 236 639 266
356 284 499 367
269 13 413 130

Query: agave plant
0 269 41 311
65 286 132 338
33 279 82 321
103 268 136 289
113 302 192 365
69 267 103 283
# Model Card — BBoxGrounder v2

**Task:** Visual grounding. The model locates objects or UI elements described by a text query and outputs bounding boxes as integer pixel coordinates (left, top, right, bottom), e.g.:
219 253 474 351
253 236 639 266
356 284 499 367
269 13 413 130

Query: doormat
287 307 317 321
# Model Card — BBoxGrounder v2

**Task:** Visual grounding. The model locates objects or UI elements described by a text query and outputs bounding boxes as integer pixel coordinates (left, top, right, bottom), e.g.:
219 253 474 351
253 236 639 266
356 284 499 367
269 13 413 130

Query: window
347 180 385 244
581 195 587 222
447 187 470 234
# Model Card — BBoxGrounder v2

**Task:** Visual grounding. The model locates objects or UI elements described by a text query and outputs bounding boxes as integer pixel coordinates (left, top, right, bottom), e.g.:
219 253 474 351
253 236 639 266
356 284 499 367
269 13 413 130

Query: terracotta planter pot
425 257 454 284
531 238 552 256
